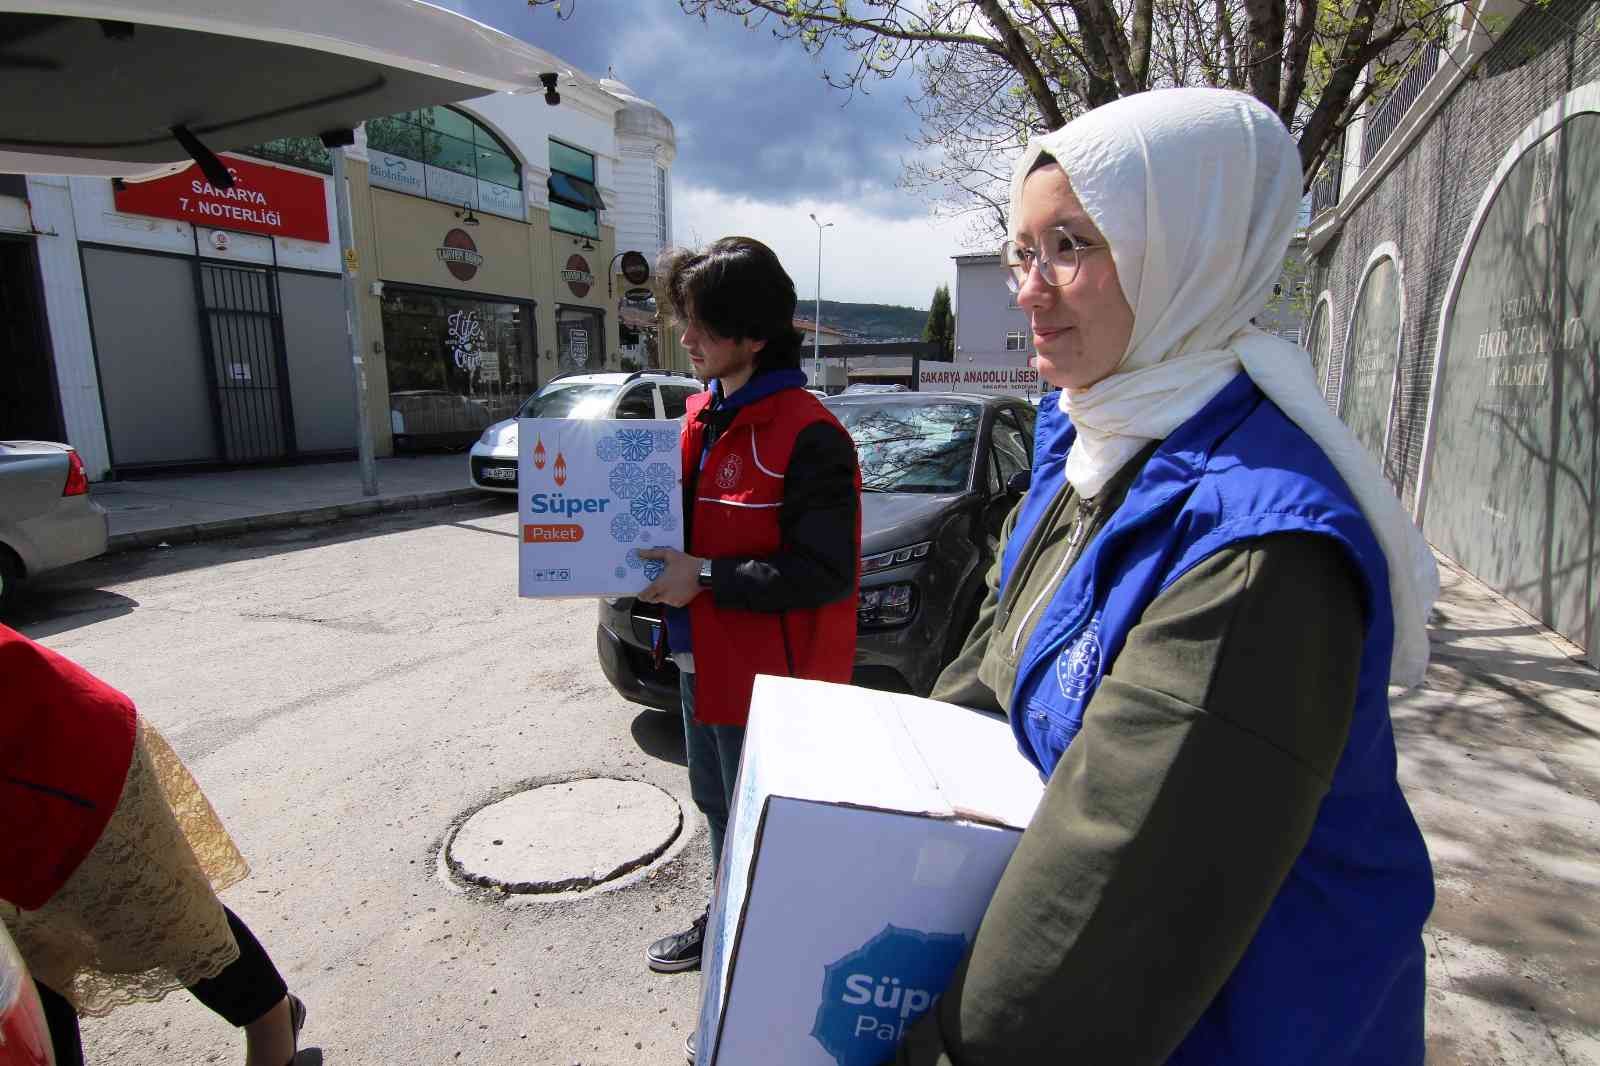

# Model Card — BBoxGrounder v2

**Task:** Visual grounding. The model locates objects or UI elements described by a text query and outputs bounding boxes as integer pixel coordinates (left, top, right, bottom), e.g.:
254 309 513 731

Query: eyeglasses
1000 225 1108 293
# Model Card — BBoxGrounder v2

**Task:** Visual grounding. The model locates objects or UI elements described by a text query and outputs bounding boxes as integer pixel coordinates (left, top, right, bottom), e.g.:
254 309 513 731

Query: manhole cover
448 778 681 893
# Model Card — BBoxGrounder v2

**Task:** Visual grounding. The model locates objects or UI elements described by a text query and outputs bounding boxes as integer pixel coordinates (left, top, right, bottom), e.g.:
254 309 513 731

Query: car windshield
517 382 620 419
833 401 980 493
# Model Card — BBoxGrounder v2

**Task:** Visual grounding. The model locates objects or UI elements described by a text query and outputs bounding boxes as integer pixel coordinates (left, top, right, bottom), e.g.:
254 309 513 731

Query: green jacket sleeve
895 532 1367 1066
926 503 1021 714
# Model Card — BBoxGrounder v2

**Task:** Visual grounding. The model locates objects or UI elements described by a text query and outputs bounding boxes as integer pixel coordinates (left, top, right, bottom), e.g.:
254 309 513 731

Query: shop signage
370 154 424 196
620 250 651 285
917 362 1039 398
448 308 485 373
368 150 524 222
568 327 591 367
437 228 484 282
112 154 330 243
479 180 524 219
425 165 477 214
563 255 594 298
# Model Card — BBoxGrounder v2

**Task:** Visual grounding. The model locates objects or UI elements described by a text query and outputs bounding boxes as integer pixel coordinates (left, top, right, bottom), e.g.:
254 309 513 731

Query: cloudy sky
435 0 981 311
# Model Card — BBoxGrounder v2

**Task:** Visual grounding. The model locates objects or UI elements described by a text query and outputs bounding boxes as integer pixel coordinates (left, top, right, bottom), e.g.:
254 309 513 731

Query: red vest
683 387 859 725
1 625 137 910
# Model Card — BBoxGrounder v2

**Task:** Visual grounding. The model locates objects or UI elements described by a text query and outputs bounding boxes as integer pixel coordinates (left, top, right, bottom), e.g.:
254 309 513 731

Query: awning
0 0 579 177
548 171 606 212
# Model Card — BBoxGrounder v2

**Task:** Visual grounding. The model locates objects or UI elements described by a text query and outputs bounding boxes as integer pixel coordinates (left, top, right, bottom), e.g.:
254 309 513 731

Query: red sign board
113 154 330 243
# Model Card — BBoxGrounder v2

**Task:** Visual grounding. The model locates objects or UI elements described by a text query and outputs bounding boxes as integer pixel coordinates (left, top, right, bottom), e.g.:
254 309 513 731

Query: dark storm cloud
440 0 929 218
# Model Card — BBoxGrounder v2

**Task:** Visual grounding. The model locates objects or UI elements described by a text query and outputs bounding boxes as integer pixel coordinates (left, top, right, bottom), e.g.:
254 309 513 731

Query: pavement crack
237 610 396 636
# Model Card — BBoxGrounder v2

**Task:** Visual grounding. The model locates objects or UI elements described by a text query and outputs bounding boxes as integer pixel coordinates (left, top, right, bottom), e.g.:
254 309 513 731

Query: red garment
683 388 859 725
0 625 136 910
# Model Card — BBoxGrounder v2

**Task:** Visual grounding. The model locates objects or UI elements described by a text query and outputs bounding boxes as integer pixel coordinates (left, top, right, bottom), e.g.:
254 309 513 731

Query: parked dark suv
595 392 1037 708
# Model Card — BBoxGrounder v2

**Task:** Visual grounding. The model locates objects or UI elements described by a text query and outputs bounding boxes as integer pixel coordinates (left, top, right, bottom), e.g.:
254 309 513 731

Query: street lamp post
809 213 832 391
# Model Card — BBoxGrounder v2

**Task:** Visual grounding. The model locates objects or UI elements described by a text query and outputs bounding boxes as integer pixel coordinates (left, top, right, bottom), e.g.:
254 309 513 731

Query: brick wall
1311 0 1600 512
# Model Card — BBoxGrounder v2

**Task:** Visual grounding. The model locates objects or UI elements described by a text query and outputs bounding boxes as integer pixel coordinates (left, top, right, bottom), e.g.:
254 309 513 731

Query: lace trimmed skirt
1 718 250 1016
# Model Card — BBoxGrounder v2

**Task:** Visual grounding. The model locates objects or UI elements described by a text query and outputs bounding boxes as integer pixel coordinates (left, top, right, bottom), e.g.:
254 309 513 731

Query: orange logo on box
523 524 584 543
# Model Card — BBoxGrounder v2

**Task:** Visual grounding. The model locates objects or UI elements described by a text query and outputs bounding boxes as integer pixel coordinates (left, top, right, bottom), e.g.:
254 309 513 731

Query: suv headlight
859 583 916 629
861 541 931 575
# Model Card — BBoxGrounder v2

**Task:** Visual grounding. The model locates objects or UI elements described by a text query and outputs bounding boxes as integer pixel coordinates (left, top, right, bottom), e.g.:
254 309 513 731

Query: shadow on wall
1421 107 1599 662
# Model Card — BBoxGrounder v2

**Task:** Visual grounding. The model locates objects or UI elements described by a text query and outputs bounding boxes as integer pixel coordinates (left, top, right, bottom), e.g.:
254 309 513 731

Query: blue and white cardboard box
696 676 1045 1066
516 417 682 598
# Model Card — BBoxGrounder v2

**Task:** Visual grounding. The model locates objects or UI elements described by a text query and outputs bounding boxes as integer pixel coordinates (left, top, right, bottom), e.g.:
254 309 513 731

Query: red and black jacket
1 625 137 910
680 382 860 725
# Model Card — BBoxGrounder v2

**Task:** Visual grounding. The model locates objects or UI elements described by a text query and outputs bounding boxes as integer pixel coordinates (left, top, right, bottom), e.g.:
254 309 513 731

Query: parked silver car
0 442 109 611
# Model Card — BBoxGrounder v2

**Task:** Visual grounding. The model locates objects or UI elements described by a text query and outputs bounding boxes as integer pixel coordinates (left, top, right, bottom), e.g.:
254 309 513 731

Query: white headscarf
1012 87 1437 687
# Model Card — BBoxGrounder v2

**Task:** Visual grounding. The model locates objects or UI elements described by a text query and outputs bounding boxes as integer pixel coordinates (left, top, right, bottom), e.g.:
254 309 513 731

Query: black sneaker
684 1030 698 1064
647 909 707 973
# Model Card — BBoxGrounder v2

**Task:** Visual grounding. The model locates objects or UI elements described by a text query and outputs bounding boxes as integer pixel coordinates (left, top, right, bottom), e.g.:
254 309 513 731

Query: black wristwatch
697 557 714 588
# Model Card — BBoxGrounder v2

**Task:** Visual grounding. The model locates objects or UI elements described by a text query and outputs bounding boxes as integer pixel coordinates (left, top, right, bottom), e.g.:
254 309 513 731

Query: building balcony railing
1361 40 1444 167
1309 141 1344 220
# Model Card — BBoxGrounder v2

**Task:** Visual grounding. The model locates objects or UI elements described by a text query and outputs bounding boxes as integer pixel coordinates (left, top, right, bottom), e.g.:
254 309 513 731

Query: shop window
1005 331 1027 351
366 114 424 160
363 106 523 203
557 305 605 372
240 136 331 174
550 139 603 238
380 288 535 449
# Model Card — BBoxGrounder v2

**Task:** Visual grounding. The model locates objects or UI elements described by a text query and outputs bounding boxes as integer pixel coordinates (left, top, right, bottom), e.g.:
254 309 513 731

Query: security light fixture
455 202 480 226
540 72 561 106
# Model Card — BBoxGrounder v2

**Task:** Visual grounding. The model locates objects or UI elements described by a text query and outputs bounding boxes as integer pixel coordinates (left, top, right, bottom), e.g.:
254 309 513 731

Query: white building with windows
1 61 679 478
953 252 1033 366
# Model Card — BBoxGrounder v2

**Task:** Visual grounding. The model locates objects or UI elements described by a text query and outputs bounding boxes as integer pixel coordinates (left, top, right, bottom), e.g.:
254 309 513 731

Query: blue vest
1004 373 1433 1065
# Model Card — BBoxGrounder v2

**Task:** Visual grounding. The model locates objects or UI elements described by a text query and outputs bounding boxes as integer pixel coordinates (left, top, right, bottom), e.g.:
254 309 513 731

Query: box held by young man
696 676 1045 1066
517 418 683 597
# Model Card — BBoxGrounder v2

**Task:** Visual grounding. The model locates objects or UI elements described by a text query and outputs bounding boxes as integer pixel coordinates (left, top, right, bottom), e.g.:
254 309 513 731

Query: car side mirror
1005 470 1031 497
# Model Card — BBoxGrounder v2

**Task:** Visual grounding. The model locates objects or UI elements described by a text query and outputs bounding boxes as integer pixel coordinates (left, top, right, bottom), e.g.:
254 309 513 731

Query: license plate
482 466 516 481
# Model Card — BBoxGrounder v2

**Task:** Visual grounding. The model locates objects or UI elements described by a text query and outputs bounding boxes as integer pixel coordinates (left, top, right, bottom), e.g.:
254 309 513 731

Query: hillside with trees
795 299 929 341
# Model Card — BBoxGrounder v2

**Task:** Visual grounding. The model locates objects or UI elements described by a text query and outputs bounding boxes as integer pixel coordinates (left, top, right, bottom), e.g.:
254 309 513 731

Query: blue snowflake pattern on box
616 429 654 462
661 513 678 533
645 462 676 490
623 548 664 581
614 566 627 579
639 528 652 544
609 463 644 500
595 435 622 462
631 485 670 527
610 513 640 543
652 429 679 452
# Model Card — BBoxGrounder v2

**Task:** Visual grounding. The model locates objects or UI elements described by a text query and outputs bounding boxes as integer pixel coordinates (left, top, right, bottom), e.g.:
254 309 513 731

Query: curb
105 487 490 553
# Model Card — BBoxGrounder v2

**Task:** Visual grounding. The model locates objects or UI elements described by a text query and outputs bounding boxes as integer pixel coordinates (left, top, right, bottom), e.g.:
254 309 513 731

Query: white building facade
0 64 677 479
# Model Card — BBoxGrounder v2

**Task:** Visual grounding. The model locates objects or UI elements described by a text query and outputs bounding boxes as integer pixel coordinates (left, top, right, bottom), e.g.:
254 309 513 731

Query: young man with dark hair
637 237 860 999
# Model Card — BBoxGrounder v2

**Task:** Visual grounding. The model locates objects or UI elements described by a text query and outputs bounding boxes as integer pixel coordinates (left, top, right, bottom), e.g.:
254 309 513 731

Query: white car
0 442 109 612
468 371 705 493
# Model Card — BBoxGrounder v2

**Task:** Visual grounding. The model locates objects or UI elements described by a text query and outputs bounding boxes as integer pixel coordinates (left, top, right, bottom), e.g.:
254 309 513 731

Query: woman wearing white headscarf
896 88 1438 1065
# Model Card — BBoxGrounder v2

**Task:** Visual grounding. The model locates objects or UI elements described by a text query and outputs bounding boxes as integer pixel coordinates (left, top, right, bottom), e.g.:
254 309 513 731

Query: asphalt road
10 499 710 1066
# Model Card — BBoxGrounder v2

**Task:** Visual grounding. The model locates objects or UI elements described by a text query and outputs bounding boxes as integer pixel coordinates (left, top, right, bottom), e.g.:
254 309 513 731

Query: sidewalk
1407 555 1600 1064
93 453 499 550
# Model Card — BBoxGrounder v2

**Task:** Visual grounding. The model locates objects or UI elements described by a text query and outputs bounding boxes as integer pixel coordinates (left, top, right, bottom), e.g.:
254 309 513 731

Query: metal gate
198 262 295 461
